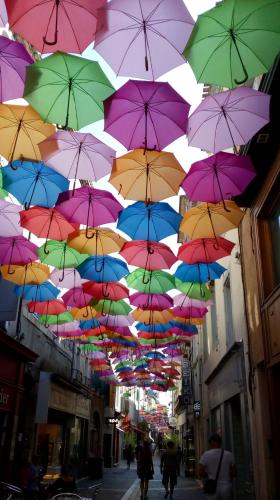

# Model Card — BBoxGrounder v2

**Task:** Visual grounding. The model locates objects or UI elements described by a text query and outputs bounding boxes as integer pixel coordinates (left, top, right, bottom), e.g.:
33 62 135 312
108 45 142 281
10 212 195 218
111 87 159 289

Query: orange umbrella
70 306 98 321
109 149 185 203
0 104 55 163
172 316 203 325
0 262 50 285
180 201 244 239
132 309 174 324
67 227 126 255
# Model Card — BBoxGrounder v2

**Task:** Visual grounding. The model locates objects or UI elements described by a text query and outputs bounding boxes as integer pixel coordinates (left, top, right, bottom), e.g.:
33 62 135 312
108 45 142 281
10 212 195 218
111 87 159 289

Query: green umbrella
0 170 7 199
38 240 88 281
175 278 212 301
24 52 114 129
184 0 280 88
39 311 73 326
126 269 175 294
92 299 132 316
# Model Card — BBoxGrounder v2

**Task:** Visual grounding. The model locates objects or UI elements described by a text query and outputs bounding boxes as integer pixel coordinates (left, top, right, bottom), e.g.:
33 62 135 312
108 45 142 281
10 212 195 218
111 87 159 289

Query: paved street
77 457 205 500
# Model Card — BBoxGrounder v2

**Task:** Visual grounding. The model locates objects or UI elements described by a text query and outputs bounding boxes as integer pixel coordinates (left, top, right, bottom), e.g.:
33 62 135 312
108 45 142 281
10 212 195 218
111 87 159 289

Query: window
210 289 219 350
224 275 234 348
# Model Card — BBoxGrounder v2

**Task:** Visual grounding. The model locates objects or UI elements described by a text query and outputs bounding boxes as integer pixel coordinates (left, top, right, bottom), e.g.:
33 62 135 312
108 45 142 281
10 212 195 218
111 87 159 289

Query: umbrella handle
95 257 103 273
43 0 59 46
86 226 95 239
229 29 249 85
142 274 150 285
7 265 15 275
102 283 110 299
200 283 205 298
29 303 36 314
43 240 50 255
83 307 89 318
59 267 65 282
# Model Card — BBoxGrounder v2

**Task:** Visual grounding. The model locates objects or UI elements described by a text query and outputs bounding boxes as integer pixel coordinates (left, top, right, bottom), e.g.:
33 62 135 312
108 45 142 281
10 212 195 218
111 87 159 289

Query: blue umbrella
135 322 173 333
79 318 101 330
117 201 182 241
14 281 59 301
77 256 129 282
174 262 226 283
2 160 69 209
144 351 166 359
170 321 198 334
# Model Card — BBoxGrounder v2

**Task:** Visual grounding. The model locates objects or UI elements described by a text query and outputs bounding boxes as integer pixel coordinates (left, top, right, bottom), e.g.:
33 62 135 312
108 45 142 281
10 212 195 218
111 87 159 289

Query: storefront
0 329 37 480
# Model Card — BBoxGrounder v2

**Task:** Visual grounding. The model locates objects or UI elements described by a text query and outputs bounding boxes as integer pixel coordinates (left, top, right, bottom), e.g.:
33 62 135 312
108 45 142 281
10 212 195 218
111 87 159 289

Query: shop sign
49 384 91 419
0 386 13 411
182 358 193 406
193 400 201 417
106 417 119 424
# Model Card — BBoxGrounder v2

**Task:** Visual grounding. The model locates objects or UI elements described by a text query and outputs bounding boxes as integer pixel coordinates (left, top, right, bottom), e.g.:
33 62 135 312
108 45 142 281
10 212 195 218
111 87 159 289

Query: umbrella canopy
184 0 280 88
0 36 33 102
172 305 208 319
67 228 126 255
50 267 86 289
94 0 194 80
0 104 55 163
117 201 182 241
0 170 7 199
24 52 114 129
0 0 7 26
38 240 88 281
6 0 106 54
3 161 69 209
83 282 129 301
0 235 38 268
133 309 174 324
20 206 77 254
56 186 122 234
49 321 80 333
110 149 185 203
178 237 235 264
182 152 256 203
27 299 66 315
79 318 101 330
39 131 115 187
62 287 92 309
126 269 175 293
175 262 226 283
174 294 213 309
77 256 129 283
120 240 176 271
0 200 22 237
0 262 50 285
14 281 59 301
105 80 189 151
129 293 173 311
180 201 245 239
175 279 212 301
99 314 134 327
93 299 132 316
39 311 73 326
70 306 98 321
187 87 270 153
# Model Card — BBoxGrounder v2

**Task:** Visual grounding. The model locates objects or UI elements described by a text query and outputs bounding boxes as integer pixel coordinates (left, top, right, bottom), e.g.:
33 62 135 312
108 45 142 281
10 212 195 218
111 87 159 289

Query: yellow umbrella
67 227 126 255
0 262 50 285
173 316 203 326
180 201 244 239
70 306 98 321
0 104 55 163
132 308 174 324
109 149 185 202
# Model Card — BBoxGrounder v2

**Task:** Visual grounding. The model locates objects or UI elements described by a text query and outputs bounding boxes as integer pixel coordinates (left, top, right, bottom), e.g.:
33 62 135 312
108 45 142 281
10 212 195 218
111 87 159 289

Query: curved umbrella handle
43 0 59 46
43 32 58 46
85 226 95 239
142 273 151 285
83 307 89 318
59 267 65 282
102 283 110 299
95 257 103 273
7 265 15 275
43 240 50 255
200 283 205 299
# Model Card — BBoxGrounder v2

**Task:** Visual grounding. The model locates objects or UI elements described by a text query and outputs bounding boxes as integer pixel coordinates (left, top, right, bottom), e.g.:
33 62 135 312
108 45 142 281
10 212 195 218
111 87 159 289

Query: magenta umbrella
62 287 93 308
172 305 208 318
187 87 270 153
39 131 116 189
94 0 194 80
50 268 87 289
182 152 256 203
56 186 123 237
0 235 37 270
0 200 22 237
0 36 33 102
130 293 173 311
104 80 190 151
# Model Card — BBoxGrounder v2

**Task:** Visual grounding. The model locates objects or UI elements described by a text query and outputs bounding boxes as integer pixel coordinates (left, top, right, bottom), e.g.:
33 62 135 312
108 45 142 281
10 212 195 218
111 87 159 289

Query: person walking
137 440 154 500
160 441 179 499
125 443 133 469
198 434 236 500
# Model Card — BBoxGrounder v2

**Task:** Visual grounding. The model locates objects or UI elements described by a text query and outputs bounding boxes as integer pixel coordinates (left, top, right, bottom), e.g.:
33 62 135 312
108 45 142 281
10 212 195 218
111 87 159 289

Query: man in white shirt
198 434 236 500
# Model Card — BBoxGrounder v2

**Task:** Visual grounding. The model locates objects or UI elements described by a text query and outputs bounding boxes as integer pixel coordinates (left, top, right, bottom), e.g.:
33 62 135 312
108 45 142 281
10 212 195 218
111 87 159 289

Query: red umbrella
178 237 235 264
27 299 66 315
62 287 92 308
82 282 129 301
120 240 176 270
20 207 77 255
6 0 106 54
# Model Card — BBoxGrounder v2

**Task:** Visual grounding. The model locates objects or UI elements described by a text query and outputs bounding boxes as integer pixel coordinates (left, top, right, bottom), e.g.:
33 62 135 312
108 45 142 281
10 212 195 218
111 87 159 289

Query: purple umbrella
187 87 270 153
182 152 256 203
174 294 213 309
130 293 173 311
104 80 189 151
49 321 80 333
50 267 87 289
0 200 22 236
39 131 116 188
0 0 7 26
0 36 33 102
94 0 194 80
0 235 38 271
99 314 134 327
56 186 123 237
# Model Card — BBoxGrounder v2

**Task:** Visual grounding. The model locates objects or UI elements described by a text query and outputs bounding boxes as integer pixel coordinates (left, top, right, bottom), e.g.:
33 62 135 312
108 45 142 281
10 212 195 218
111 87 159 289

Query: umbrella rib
116 26 144 76
60 2 82 53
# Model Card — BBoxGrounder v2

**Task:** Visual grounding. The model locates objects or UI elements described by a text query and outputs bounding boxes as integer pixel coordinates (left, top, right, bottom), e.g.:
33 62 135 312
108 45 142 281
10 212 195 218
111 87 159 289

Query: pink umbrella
0 36 33 102
174 294 213 309
187 87 270 153
49 321 80 333
172 306 208 318
99 314 134 327
178 237 235 264
62 287 93 308
120 241 177 270
181 152 256 203
94 0 194 80
50 268 87 289
56 186 123 237
56 330 84 338
0 200 22 237
104 80 190 152
130 293 173 311
39 131 116 189
0 235 38 269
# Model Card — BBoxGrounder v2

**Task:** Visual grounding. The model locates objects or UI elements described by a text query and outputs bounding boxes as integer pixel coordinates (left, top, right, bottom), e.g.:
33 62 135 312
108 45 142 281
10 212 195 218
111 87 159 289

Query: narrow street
78 457 204 500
